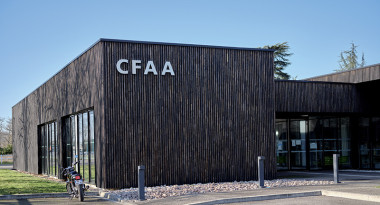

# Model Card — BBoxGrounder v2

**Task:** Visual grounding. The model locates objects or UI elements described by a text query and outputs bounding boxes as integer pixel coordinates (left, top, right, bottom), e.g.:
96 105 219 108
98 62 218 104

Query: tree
0 117 12 150
337 42 365 71
262 42 292 79
0 117 4 148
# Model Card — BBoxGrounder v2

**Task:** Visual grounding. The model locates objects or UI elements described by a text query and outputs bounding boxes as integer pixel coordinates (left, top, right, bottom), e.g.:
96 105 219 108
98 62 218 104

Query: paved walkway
2 169 380 204
122 171 380 204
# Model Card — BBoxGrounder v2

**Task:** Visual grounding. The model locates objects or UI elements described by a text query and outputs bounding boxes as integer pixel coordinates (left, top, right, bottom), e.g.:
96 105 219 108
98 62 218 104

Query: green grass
0 161 13 165
0 170 66 195
376 186 380 188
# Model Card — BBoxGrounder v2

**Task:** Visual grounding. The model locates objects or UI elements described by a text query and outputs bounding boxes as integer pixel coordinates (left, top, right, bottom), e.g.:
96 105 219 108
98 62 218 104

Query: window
63 109 95 183
38 121 58 176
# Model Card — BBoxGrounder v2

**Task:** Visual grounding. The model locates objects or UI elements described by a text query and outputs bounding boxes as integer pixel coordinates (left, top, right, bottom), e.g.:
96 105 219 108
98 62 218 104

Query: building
12 39 380 189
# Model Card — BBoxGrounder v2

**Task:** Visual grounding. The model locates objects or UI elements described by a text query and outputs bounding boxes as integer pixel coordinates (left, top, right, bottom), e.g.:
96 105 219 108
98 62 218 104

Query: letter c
116 59 129 74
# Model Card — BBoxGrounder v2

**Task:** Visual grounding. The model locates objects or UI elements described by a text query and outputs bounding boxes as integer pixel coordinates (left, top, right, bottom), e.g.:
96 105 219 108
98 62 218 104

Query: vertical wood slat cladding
12 42 105 187
304 64 380 83
103 41 275 188
275 80 359 113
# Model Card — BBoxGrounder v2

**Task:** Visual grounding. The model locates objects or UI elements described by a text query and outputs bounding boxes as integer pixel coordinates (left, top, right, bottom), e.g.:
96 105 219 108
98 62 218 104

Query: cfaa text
116 59 175 76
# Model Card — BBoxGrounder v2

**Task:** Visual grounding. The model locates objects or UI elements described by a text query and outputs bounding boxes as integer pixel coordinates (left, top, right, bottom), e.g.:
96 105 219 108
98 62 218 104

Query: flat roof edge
303 63 380 81
275 79 355 85
99 38 275 52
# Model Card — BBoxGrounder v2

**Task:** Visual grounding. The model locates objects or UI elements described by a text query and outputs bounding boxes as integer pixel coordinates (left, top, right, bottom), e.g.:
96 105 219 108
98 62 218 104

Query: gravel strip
109 179 334 201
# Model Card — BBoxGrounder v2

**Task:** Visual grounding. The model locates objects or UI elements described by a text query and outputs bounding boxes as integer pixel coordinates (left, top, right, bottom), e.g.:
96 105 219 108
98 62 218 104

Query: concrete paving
226 196 380 205
123 171 380 205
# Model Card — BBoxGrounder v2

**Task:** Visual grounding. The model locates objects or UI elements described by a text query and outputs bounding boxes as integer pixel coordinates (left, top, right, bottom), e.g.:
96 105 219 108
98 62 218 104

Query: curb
100 191 124 202
322 190 380 203
0 192 99 200
187 191 322 205
100 191 323 204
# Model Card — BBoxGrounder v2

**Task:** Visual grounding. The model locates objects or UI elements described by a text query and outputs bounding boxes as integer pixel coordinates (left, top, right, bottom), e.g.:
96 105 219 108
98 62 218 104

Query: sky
0 0 379 118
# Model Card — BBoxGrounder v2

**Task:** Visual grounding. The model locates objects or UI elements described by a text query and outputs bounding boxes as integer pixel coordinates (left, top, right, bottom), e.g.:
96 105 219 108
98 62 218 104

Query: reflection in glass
359 118 370 169
89 111 95 182
309 117 323 170
275 119 288 170
63 110 95 184
83 112 89 182
38 122 57 176
72 115 78 171
289 120 307 169
339 118 351 168
373 118 380 169
78 113 83 174
323 118 338 169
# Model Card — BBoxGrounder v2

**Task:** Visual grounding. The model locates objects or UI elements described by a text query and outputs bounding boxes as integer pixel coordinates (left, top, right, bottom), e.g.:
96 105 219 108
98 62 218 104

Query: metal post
138 165 145 200
258 156 265 188
333 154 340 183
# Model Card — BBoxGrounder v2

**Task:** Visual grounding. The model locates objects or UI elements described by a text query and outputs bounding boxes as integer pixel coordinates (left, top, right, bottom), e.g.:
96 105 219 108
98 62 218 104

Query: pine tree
262 42 292 79
337 42 365 71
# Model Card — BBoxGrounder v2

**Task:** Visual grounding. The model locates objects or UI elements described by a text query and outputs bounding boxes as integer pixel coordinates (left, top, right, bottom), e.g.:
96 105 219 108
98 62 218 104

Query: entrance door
359 117 380 169
275 119 288 170
289 120 307 169
373 118 380 169
63 109 96 184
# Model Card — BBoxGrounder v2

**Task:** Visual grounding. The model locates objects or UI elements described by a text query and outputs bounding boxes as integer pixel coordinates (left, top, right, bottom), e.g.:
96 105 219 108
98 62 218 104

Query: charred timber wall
275 80 360 114
102 40 275 188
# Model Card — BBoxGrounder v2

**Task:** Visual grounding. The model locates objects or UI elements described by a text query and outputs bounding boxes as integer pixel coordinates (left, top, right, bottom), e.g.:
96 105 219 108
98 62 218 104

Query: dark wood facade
275 80 360 114
101 40 276 188
13 39 276 189
276 63 380 115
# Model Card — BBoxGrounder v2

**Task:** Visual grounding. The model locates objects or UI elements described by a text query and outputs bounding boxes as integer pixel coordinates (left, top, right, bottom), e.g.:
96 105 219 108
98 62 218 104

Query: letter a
144 61 158 75
162 61 175 76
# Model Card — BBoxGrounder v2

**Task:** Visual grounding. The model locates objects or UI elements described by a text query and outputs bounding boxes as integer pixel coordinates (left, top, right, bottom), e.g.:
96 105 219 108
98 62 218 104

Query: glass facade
289 120 307 169
275 120 288 170
276 116 357 170
63 109 95 183
38 121 58 176
359 117 380 169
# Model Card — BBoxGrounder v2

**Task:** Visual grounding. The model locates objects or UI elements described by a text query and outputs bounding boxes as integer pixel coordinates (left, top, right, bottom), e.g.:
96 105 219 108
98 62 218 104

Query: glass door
339 118 351 168
372 118 380 169
289 120 307 170
359 118 371 169
276 119 288 170
63 109 96 184
323 118 339 169
309 117 323 170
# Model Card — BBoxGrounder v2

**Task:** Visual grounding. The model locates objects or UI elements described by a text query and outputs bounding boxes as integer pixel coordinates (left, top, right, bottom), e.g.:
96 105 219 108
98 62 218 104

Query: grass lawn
0 169 66 195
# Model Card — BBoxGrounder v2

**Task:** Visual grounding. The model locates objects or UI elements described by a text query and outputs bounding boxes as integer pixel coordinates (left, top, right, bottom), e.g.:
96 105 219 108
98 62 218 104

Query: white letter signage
161 62 174 76
144 61 158 75
116 59 175 76
131 60 141 74
116 59 129 74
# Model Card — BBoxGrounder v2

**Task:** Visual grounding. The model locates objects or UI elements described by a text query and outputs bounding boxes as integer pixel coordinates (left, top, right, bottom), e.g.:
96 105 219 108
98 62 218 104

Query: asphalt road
0 165 13 169
0 196 116 204
225 196 379 205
